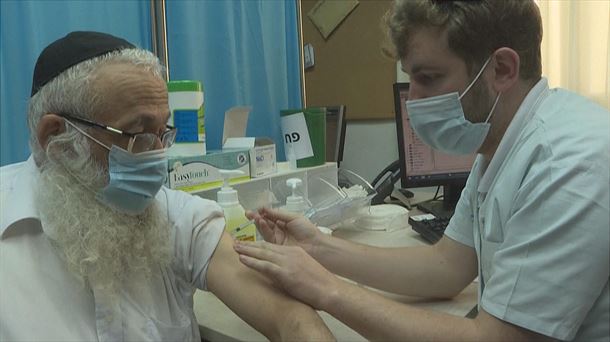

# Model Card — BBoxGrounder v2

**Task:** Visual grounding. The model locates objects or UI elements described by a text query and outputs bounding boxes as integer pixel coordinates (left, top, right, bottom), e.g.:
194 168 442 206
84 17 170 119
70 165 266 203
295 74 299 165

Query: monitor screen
393 82 476 215
325 105 347 166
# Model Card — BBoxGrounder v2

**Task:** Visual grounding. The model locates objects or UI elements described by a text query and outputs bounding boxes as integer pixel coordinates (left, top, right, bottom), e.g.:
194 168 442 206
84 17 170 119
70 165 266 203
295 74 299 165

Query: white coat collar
477 78 550 194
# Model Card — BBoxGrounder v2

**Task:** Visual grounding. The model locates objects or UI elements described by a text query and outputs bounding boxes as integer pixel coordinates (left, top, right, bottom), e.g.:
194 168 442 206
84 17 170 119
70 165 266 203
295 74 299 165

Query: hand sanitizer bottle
281 178 309 214
217 170 256 241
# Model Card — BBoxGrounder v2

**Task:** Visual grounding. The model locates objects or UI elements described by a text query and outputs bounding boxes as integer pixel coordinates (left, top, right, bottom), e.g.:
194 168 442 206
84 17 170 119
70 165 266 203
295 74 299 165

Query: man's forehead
92 63 168 123
404 28 446 57
93 64 165 92
402 27 460 71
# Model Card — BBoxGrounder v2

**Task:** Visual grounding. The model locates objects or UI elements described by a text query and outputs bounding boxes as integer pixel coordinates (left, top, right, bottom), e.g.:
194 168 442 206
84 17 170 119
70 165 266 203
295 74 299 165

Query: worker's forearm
275 306 335 342
321 278 553 342
311 234 469 298
321 278 479 341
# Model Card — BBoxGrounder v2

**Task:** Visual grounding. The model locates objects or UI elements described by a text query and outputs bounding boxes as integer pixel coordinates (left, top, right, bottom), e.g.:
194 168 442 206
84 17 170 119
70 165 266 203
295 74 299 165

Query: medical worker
235 1 610 341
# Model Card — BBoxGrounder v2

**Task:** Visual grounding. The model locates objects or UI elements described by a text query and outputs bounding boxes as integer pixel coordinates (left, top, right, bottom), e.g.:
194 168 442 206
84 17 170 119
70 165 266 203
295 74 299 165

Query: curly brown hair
383 0 542 81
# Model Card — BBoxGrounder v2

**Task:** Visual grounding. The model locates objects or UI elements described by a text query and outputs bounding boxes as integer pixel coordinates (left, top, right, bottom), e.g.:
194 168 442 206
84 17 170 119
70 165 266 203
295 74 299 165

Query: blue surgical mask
406 56 501 155
65 120 168 215
97 146 167 214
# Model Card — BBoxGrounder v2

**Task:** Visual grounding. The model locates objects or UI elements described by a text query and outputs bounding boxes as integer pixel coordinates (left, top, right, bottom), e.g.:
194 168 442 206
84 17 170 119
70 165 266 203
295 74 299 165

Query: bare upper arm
433 236 479 295
205 232 330 340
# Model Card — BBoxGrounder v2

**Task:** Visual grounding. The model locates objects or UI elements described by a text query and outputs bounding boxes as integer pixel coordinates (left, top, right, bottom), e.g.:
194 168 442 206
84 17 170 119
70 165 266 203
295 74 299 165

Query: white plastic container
217 170 255 241
167 80 206 157
281 178 310 214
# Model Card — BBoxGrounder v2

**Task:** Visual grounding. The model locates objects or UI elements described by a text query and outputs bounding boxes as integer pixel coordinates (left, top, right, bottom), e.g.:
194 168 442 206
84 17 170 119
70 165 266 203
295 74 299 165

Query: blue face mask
406 56 501 155
65 120 168 215
97 146 167 214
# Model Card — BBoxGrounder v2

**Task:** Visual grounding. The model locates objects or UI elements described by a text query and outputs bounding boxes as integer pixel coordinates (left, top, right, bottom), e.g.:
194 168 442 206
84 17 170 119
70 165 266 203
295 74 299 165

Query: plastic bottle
217 170 255 241
281 178 310 214
167 80 206 157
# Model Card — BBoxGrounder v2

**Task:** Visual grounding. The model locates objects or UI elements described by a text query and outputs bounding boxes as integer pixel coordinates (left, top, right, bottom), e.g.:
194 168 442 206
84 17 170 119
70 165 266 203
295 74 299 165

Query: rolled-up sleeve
444 166 477 248
164 188 225 291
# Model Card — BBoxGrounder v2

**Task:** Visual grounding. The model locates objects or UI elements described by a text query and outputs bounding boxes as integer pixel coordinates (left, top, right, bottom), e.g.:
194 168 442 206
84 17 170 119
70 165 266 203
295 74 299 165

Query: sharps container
167 80 206 156
280 107 326 168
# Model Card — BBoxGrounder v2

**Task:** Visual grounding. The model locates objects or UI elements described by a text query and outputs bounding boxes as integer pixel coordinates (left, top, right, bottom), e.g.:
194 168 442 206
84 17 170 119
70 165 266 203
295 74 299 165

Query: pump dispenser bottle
281 178 310 214
217 170 256 241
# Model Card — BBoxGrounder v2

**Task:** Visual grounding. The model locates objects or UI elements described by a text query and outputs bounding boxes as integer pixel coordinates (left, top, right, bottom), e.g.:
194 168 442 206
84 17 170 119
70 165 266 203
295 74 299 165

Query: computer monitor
393 82 476 218
325 105 347 167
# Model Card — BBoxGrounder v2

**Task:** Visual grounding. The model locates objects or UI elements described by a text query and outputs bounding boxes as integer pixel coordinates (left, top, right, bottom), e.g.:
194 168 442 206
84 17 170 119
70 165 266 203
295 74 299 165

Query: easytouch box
167 149 251 192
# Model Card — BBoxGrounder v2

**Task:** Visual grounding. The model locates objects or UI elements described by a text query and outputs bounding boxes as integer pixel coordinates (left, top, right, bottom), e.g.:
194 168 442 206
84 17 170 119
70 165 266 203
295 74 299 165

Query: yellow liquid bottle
217 170 256 241
223 204 256 242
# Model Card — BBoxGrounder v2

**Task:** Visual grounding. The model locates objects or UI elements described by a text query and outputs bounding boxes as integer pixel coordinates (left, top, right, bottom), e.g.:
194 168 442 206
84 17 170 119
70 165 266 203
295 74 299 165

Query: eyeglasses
59 113 177 153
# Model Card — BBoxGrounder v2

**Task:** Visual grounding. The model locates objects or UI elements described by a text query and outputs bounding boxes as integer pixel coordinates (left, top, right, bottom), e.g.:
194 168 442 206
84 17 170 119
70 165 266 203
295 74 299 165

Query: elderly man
0 31 334 341
235 1 609 341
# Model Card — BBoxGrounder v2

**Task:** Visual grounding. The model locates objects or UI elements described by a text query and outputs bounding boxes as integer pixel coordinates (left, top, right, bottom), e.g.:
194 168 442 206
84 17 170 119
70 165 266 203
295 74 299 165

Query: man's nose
407 87 422 101
153 137 164 150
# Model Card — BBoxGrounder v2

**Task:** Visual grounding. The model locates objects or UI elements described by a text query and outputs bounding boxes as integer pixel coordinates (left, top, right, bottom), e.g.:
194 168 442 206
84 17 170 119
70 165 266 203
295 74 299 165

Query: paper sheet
307 0 359 39
222 106 251 144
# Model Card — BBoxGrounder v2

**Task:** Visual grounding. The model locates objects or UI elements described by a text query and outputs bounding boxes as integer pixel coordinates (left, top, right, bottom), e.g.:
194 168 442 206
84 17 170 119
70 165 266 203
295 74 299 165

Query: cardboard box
167 149 251 192
224 137 277 178
222 106 277 178
250 138 277 177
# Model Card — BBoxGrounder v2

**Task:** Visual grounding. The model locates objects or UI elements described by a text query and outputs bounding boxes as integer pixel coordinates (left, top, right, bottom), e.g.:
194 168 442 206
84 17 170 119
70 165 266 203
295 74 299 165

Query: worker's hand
246 207 321 255
233 240 339 310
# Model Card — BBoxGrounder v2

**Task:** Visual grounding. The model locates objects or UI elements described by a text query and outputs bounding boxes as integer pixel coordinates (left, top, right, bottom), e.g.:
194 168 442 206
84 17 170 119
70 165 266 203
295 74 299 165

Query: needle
234 219 255 232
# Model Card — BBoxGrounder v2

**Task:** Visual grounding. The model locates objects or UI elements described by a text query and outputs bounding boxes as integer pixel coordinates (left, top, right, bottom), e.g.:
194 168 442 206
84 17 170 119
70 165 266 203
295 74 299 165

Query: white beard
35 133 172 297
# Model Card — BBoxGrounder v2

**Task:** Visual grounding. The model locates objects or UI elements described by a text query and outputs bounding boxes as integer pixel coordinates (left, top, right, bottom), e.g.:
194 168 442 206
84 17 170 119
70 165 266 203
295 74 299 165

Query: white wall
340 120 399 182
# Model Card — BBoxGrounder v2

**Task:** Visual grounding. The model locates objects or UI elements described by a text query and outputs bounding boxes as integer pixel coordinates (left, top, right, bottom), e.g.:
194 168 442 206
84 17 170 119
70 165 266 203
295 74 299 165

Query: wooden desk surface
193 224 478 341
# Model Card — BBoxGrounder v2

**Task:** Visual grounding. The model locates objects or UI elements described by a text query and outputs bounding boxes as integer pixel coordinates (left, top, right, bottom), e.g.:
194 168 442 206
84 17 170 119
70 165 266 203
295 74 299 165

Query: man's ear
37 114 66 150
490 47 520 92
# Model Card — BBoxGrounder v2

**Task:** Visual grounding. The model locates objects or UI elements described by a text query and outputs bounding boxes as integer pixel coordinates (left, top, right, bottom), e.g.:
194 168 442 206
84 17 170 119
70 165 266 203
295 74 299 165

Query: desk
193 225 478 341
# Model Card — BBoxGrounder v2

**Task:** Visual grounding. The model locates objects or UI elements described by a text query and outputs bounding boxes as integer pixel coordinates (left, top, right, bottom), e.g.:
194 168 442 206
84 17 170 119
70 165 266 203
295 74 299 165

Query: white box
224 137 277 178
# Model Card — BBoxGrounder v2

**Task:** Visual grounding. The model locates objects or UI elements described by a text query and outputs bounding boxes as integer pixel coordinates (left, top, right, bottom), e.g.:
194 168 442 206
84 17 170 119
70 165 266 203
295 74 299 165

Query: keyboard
408 214 450 244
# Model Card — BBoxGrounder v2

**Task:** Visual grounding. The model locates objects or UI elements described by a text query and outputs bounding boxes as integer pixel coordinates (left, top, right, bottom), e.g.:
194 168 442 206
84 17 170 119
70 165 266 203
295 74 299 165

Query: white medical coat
445 78 609 341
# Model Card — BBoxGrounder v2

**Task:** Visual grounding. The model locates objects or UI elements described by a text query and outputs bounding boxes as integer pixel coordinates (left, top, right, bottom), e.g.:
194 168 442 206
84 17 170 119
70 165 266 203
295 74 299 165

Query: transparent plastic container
337 168 377 220
302 176 347 227
305 169 377 228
